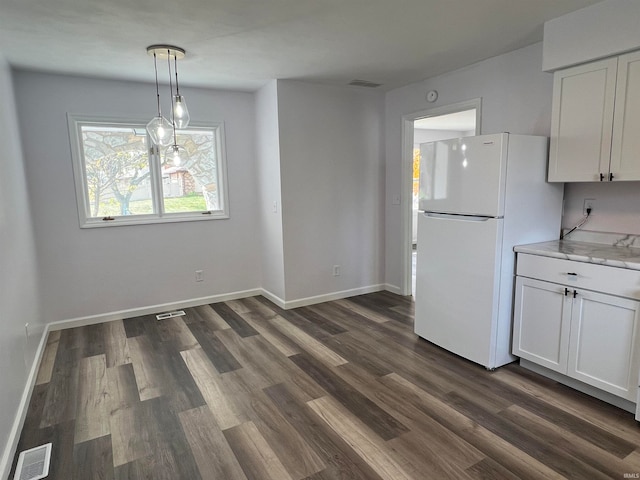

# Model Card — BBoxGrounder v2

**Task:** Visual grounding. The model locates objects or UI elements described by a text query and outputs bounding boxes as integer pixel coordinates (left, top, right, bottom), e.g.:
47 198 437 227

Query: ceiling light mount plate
146 44 186 59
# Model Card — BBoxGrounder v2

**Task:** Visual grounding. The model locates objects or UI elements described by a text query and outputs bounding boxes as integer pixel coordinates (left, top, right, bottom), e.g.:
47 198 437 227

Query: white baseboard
263 284 385 310
1 283 391 478
383 283 403 295
47 288 262 331
258 289 286 309
1 324 50 480
42 284 402 331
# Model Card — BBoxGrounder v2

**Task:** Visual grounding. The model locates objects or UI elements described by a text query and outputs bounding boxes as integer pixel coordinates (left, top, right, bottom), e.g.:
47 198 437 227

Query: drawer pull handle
567 272 577 276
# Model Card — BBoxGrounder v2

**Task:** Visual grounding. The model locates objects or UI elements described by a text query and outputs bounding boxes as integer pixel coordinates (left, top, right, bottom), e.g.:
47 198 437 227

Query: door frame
400 98 482 296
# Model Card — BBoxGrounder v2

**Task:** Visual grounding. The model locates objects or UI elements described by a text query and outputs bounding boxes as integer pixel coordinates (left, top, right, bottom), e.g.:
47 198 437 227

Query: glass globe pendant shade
172 94 190 129
146 115 173 146
165 144 188 167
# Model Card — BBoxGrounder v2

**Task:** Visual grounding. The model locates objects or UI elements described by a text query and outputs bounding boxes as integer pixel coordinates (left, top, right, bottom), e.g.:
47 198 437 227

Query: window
68 115 229 227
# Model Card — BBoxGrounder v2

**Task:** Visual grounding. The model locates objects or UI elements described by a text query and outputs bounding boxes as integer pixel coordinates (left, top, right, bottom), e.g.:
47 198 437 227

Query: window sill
79 211 229 228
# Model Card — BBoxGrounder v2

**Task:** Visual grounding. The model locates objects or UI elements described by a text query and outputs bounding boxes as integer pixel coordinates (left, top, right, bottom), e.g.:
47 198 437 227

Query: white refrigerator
415 133 563 369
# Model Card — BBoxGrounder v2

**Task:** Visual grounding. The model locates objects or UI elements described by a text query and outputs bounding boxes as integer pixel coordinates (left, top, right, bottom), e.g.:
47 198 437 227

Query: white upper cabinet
610 50 640 180
548 58 617 182
549 51 640 183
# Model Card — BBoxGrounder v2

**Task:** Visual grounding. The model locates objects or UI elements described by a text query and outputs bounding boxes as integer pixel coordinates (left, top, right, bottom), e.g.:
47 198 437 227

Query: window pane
161 128 221 214
70 116 228 227
80 125 152 217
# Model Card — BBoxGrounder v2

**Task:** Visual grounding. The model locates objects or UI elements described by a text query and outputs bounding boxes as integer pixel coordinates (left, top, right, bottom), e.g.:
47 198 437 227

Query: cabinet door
610 50 640 180
567 290 640 401
548 58 618 182
512 277 572 373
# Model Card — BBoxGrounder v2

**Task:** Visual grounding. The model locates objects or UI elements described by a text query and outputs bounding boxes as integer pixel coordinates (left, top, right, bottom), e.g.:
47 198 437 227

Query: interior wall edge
259 288 286 309
0 323 50 480
278 284 386 310
383 283 403 295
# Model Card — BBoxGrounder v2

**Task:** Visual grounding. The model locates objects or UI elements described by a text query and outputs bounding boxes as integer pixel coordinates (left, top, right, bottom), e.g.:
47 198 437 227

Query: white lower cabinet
513 277 571 373
567 290 640 400
513 255 640 402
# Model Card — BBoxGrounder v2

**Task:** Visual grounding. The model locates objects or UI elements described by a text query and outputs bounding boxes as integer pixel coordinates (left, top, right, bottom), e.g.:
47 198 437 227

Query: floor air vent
156 310 186 320
14 443 51 480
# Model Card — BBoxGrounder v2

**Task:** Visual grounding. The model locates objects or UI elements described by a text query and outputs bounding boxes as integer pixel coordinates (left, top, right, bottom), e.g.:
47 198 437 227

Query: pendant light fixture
145 45 190 161
146 48 172 147
172 54 190 129
163 49 188 166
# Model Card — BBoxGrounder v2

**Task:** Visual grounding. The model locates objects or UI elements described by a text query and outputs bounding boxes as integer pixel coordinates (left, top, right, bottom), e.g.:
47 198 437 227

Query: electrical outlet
583 198 595 216
332 265 341 276
195 270 204 282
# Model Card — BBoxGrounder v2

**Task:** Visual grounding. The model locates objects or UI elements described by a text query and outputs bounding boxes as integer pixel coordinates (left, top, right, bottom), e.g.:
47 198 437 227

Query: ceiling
0 0 601 92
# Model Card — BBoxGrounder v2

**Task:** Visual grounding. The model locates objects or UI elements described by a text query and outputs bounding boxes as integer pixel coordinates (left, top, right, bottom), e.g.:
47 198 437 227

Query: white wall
413 129 471 146
13 71 261 323
543 0 640 71
276 80 385 302
563 182 640 235
385 43 555 292
255 81 285 299
0 58 43 476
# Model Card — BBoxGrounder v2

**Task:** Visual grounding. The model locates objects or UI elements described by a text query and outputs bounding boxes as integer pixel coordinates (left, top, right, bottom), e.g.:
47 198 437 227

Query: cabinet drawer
516 253 640 300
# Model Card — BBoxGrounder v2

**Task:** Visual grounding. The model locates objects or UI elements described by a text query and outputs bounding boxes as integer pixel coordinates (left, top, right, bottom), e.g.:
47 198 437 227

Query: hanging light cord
167 50 177 146
174 55 181 96
153 52 162 116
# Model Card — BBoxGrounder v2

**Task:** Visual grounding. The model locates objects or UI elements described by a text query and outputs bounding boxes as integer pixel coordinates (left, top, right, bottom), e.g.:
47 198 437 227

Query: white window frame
68 114 229 228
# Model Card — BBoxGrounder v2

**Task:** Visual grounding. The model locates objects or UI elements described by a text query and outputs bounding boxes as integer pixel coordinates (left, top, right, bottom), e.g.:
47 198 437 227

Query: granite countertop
514 238 640 271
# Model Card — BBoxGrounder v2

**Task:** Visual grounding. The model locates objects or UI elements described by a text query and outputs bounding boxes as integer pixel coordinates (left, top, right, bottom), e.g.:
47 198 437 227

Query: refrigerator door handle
423 212 496 222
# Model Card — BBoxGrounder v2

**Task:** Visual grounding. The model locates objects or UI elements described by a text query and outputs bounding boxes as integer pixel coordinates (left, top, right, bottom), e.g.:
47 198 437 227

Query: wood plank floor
10 292 640 479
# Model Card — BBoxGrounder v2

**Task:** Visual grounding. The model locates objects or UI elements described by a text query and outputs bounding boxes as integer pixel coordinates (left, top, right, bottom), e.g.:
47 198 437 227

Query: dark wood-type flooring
11 292 640 479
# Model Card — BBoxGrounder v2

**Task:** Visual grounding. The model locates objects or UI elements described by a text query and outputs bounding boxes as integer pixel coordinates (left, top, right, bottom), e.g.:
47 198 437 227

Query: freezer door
419 133 507 217
415 212 503 368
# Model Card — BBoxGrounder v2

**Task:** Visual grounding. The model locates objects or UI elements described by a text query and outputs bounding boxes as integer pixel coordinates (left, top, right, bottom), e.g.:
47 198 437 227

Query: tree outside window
69 116 228 227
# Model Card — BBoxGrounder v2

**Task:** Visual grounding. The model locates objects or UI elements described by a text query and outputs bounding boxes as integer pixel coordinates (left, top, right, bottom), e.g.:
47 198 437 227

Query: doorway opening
401 99 482 297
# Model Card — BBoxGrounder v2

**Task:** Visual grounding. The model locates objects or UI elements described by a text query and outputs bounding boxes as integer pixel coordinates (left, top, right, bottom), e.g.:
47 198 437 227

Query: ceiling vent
14 443 52 480
348 79 382 88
